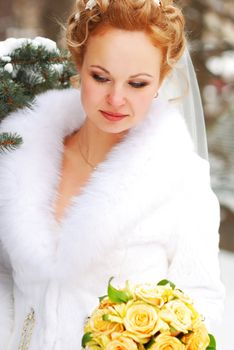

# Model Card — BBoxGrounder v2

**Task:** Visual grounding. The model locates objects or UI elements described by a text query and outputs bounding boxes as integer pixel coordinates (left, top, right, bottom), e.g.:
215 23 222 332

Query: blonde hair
66 0 186 81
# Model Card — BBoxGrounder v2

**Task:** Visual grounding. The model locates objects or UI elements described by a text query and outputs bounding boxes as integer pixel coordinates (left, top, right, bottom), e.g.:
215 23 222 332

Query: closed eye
129 81 149 88
92 73 109 83
91 73 149 89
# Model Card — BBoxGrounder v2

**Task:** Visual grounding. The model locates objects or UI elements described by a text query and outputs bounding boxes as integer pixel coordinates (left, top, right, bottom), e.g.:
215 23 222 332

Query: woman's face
79 27 162 134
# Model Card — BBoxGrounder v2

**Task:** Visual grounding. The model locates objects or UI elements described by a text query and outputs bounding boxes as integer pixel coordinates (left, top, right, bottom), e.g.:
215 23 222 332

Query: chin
92 115 132 134
100 123 131 134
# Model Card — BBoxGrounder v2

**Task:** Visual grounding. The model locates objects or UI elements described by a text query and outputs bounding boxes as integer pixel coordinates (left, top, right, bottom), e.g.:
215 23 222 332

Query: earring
154 92 159 99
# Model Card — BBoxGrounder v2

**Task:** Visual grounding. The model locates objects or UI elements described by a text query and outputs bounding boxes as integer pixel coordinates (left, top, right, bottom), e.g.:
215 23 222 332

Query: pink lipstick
100 110 128 122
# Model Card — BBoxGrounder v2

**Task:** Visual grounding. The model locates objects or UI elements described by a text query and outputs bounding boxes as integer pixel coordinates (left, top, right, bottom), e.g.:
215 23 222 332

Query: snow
0 36 58 58
52 63 64 75
4 63 13 74
0 38 29 56
32 36 58 53
1 55 11 62
0 37 63 78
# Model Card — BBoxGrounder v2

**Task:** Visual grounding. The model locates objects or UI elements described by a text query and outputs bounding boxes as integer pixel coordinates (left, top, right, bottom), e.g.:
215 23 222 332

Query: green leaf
81 332 93 348
145 338 155 349
169 326 179 333
157 279 176 290
102 314 110 321
99 295 108 302
206 334 216 350
108 277 133 303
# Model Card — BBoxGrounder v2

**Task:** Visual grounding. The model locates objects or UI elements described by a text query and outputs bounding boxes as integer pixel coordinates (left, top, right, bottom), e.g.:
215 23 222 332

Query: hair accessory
154 0 162 6
74 0 161 22
74 0 97 21
74 12 80 21
85 0 97 10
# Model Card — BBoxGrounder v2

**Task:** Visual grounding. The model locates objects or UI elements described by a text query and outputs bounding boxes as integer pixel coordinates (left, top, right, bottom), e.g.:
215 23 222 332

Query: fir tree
0 37 77 153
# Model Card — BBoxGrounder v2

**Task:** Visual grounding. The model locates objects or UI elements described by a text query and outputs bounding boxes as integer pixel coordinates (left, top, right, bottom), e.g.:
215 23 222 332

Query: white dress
0 88 225 349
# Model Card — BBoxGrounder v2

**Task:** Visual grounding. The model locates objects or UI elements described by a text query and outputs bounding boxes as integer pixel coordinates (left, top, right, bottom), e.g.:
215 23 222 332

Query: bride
0 0 224 349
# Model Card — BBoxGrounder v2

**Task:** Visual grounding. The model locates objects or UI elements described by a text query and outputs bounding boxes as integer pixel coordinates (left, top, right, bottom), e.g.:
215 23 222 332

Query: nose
106 85 126 107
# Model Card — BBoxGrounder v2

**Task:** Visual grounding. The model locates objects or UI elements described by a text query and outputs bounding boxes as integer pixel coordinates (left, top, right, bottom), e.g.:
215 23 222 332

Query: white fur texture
0 89 225 349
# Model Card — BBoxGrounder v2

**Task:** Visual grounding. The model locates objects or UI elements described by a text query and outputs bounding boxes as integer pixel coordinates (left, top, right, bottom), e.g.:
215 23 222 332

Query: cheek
81 80 95 104
133 93 154 117
80 76 104 108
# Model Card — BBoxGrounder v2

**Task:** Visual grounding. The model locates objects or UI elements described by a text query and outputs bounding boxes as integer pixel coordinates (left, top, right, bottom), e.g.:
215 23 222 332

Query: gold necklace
18 308 35 350
77 136 97 170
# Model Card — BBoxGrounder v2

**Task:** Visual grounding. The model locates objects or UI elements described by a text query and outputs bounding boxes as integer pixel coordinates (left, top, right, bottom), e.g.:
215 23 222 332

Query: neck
77 118 128 167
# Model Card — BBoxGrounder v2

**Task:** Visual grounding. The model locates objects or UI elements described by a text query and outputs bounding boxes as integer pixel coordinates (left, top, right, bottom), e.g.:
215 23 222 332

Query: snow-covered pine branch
0 36 76 152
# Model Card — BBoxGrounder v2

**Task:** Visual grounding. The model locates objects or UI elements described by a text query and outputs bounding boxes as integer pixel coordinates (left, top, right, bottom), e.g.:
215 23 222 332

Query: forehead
83 27 162 74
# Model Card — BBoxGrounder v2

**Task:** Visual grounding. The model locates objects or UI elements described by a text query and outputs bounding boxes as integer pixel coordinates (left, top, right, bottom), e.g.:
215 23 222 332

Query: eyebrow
90 65 154 79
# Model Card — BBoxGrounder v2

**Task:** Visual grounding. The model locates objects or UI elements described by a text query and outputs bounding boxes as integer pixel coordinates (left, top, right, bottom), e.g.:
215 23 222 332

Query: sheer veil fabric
159 47 208 160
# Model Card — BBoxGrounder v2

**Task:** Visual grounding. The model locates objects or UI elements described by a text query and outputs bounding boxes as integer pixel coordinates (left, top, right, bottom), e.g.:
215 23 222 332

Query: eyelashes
91 73 149 89
92 73 109 83
130 81 149 88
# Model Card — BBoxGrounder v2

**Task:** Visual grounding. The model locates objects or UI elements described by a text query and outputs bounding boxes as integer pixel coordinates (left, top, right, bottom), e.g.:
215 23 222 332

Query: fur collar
0 88 194 284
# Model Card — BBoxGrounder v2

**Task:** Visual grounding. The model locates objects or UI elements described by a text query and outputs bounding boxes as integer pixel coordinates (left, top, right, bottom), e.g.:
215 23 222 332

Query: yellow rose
99 297 116 309
105 335 138 350
91 334 112 349
87 345 102 350
135 284 174 307
88 308 124 335
123 301 159 343
150 334 185 350
159 300 193 333
181 324 210 350
171 291 201 328
172 290 194 305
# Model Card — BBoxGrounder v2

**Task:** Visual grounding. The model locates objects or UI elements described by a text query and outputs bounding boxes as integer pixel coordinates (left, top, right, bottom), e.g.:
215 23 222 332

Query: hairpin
75 0 161 22
74 0 97 21
85 0 97 11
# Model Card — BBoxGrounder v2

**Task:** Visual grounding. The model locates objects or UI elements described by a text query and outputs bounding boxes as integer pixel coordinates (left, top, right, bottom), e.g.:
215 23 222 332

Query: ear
70 74 81 88
76 63 82 73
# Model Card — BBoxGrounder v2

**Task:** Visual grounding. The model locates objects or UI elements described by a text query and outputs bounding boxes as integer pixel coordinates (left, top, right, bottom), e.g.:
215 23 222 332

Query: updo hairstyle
66 0 186 81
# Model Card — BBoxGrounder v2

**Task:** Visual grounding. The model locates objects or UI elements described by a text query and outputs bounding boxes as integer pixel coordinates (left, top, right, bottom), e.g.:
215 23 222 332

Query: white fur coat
0 88 224 349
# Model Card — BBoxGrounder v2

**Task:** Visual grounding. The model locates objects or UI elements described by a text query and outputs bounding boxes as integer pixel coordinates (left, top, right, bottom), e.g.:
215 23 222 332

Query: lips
100 110 128 121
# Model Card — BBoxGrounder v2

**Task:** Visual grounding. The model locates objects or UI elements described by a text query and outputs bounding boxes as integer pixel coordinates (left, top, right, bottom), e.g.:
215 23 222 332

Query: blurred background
0 0 233 348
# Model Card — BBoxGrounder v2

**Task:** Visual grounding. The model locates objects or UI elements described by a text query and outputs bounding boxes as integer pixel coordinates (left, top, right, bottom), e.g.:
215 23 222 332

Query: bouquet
82 278 216 350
